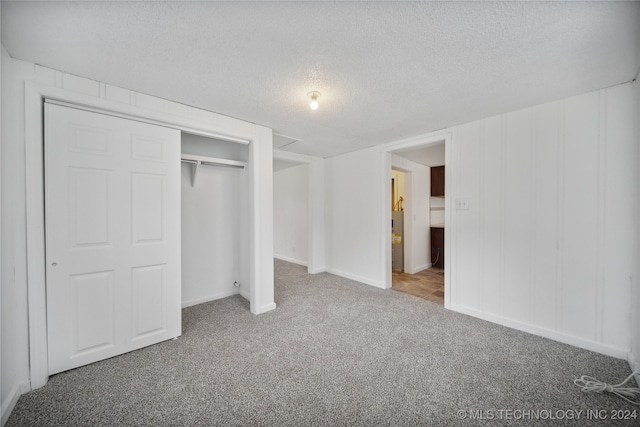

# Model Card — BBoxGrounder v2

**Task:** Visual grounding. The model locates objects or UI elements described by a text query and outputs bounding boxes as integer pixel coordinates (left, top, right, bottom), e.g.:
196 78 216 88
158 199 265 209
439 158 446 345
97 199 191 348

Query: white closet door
45 103 181 375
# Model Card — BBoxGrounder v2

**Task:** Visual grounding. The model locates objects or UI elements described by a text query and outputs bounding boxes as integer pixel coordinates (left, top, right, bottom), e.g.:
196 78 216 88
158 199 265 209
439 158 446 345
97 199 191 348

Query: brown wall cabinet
431 165 445 196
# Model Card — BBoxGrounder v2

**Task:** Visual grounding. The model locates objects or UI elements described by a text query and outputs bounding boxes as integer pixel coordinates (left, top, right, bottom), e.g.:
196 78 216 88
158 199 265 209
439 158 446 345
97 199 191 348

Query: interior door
45 102 181 375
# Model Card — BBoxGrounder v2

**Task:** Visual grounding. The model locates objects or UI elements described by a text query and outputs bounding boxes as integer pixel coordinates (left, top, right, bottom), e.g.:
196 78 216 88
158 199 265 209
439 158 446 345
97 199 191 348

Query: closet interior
180 133 250 308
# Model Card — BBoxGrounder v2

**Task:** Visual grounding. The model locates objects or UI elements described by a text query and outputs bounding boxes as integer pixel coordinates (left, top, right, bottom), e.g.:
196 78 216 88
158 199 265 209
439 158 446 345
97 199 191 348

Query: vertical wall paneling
435 83 635 357
555 100 566 333
502 108 534 321
596 90 607 344
602 84 636 350
452 121 482 308
532 101 561 331
0 19 4 423
480 116 502 315
561 92 600 342
634 79 640 376
478 121 485 312
499 115 507 319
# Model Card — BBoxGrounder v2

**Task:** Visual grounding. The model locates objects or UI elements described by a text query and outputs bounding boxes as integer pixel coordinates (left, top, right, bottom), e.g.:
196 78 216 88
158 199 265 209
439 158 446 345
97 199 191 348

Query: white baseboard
325 268 385 289
450 303 629 360
410 263 431 274
274 254 308 267
181 289 239 308
628 352 639 383
252 302 277 315
307 267 326 274
1 381 29 426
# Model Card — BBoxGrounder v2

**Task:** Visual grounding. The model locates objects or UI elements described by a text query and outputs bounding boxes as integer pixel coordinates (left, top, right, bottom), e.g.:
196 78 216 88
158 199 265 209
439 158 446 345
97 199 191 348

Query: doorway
383 136 449 306
391 169 406 272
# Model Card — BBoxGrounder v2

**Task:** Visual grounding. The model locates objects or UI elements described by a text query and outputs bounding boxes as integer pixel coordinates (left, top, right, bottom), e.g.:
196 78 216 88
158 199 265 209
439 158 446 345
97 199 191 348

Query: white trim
381 151 393 289
25 82 272 390
273 149 317 164
256 302 277 313
1 381 30 426
379 131 449 152
450 303 630 359
410 263 432 274
25 83 49 390
325 268 385 289
181 290 240 309
628 352 640 384
274 254 308 267
443 138 453 309
44 98 250 145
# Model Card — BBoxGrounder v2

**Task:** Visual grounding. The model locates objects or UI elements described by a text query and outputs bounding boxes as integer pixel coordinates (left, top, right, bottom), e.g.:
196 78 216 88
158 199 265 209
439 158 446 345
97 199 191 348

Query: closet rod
180 159 245 169
202 161 244 169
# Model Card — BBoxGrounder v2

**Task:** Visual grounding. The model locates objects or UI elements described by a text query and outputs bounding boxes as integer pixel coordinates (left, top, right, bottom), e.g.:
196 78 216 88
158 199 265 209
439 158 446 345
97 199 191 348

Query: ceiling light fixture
308 91 321 110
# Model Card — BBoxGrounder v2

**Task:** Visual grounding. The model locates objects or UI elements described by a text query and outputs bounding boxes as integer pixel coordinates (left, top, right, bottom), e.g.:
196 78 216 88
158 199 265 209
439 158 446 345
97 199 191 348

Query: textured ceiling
2 1 639 158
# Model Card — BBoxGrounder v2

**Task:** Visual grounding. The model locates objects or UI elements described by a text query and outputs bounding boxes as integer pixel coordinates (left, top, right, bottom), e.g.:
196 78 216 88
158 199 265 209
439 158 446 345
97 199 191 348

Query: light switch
455 198 469 210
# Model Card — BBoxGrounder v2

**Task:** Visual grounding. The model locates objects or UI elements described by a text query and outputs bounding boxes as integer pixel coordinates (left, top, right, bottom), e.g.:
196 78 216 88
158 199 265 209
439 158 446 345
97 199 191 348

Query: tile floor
392 267 444 304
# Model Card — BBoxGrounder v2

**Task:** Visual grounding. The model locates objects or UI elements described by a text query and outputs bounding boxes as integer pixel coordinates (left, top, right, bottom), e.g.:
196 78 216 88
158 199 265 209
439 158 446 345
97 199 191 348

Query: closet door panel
45 103 181 375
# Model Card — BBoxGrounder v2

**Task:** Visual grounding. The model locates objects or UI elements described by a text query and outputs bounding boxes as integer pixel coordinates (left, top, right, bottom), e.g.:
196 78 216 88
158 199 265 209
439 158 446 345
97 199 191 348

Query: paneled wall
632 79 640 376
324 82 637 359
449 83 637 357
274 164 309 266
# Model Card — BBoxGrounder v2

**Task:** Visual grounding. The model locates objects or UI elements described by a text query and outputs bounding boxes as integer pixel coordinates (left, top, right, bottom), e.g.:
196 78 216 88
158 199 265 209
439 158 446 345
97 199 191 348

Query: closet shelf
181 153 247 187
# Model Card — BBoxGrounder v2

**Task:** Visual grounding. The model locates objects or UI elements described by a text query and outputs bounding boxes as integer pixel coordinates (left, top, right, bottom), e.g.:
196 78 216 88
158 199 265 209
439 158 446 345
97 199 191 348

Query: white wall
273 164 308 266
325 147 384 287
1 46 31 424
181 134 249 307
307 158 326 274
326 82 638 360
0 10 4 423
0 49 275 417
449 83 636 358
632 78 640 378
392 155 430 274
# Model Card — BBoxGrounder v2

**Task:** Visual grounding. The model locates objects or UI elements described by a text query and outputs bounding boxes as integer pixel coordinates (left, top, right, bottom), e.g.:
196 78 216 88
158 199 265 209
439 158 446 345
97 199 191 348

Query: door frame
25 82 275 389
379 132 452 308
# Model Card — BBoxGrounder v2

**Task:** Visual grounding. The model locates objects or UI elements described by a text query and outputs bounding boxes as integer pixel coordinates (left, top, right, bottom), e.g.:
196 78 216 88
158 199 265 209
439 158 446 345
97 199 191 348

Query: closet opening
180 133 251 308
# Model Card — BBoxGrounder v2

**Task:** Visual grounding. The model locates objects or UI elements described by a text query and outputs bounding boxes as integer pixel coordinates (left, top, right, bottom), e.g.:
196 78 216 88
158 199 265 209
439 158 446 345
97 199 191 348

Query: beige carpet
6 260 637 426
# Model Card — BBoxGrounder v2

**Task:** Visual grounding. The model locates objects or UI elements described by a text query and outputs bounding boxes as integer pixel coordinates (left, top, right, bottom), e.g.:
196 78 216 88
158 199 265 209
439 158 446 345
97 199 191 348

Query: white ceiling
2 1 639 159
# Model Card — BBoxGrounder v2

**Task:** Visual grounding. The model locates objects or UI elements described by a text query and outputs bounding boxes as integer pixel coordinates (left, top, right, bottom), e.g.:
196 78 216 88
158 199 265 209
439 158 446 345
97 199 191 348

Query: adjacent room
1 1 639 425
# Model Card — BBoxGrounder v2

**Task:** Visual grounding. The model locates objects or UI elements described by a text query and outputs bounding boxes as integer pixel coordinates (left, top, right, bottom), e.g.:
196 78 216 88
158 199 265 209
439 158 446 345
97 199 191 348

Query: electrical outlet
455 198 469 210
